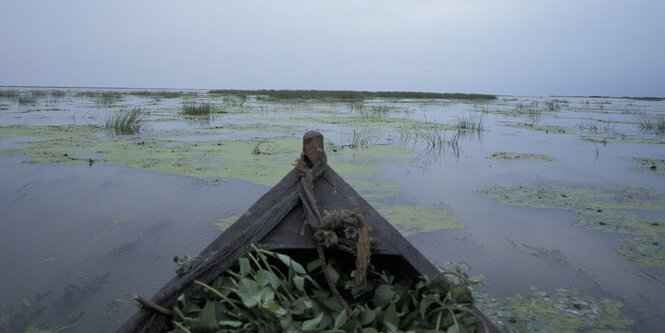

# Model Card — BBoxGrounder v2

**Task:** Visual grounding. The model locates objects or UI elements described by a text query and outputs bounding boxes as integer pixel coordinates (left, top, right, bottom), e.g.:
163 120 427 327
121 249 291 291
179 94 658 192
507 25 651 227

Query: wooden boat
119 131 499 333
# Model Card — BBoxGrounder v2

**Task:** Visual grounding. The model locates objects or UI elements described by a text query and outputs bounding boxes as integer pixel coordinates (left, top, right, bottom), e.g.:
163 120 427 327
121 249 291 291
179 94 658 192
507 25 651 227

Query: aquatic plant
168 245 483 332
479 183 665 267
128 90 194 99
97 92 123 106
354 104 391 122
219 94 248 108
577 121 624 136
182 102 215 116
0 90 19 98
638 116 665 134
476 286 633 332
49 90 67 98
489 152 555 162
209 89 497 100
454 115 485 131
105 107 145 135
545 101 560 112
17 95 37 105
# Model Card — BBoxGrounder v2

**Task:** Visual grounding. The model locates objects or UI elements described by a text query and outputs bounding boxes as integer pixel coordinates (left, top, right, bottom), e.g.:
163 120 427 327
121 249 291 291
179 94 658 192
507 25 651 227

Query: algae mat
476 286 633 333
488 151 556 162
0 125 411 187
479 183 665 267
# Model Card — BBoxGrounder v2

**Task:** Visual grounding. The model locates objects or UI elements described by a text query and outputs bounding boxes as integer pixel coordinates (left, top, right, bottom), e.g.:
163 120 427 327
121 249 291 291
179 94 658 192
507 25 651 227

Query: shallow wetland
1 88 664 332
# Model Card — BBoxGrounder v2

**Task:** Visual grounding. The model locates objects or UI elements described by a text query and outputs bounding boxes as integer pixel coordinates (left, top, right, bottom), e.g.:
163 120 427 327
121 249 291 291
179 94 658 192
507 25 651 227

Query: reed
182 103 215 116
105 107 145 135
638 117 665 134
454 115 485 131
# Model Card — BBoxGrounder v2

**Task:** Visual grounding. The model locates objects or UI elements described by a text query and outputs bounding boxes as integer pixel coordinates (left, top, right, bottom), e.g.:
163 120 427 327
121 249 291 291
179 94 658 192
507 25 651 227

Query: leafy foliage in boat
167 246 481 333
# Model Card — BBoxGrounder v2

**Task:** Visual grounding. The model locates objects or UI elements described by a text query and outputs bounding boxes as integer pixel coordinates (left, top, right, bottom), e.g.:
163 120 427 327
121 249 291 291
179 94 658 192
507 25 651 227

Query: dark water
0 155 266 332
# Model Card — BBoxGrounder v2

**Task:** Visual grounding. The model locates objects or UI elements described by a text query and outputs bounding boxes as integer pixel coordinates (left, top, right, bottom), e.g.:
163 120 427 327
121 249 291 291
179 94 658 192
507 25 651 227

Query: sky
1 0 664 97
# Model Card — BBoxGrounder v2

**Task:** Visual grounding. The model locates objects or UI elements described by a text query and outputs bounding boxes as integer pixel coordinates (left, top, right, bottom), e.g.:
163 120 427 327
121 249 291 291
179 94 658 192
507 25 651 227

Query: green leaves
171 246 481 333
373 284 396 308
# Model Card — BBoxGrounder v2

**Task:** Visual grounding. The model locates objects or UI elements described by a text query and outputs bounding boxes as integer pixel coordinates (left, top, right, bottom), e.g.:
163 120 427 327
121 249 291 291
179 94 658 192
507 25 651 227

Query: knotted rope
295 153 373 314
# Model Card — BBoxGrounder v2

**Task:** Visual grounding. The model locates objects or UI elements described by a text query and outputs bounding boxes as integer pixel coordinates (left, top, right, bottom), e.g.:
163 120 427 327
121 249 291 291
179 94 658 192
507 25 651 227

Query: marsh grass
209 89 497 100
50 90 67 98
346 129 378 149
220 95 248 108
638 117 665 134
129 91 195 99
105 107 145 135
454 115 485 131
182 102 216 116
97 92 123 106
545 101 561 112
0 90 19 98
354 104 391 122
577 121 625 137
17 95 37 105
74 91 123 106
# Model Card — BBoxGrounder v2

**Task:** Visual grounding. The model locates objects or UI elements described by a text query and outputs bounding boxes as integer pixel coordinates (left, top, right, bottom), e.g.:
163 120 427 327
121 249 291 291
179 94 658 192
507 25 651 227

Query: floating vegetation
182 102 216 116
454 115 485 131
168 246 483 333
215 215 240 231
488 152 555 162
638 116 665 134
374 203 462 235
475 286 633 332
503 122 572 134
479 183 665 267
628 157 665 176
105 107 145 135
209 89 497 100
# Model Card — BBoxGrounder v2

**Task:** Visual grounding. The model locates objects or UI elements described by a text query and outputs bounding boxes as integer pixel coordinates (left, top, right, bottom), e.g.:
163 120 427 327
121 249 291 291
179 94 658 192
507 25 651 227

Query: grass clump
182 102 215 116
638 117 665 134
454 115 485 131
105 107 145 135
0 90 19 98
17 95 37 105
354 104 391 122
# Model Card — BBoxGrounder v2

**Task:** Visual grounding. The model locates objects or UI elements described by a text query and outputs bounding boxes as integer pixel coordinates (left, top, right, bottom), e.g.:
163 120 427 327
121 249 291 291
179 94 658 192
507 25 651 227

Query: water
0 88 664 332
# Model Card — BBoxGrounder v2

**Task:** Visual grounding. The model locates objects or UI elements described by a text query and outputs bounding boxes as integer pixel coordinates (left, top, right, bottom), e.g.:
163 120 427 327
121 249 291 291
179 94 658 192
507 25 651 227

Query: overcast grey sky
1 0 664 96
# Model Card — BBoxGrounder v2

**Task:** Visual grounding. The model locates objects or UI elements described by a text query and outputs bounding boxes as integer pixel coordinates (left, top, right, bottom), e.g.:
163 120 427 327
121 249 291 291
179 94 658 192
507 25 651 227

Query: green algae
215 215 240 231
489 151 556 162
0 125 301 186
479 183 665 267
581 135 664 145
373 203 462 236
475 286 633 333
0 124 420 190
503 122 574 134
328 144 416 180
351 179 401 200
628 157 665 176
